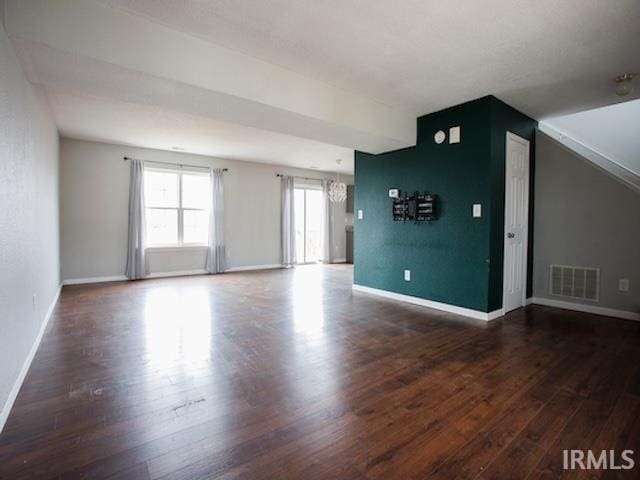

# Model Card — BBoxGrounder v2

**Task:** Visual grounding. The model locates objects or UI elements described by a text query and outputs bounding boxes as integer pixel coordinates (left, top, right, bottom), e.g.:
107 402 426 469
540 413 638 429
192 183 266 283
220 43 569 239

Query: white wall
0 17 60 428
60 138 353 280
542 99 640 178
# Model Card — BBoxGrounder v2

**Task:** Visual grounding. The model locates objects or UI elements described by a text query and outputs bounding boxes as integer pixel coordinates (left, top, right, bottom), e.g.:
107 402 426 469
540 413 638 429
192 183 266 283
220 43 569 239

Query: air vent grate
550 265 599 301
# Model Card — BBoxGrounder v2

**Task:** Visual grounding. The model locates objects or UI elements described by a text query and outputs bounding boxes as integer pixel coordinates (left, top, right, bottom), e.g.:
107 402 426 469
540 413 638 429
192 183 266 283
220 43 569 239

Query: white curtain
321 180 332 263
125 158 147 280
281 175 296 267
206 168 226 274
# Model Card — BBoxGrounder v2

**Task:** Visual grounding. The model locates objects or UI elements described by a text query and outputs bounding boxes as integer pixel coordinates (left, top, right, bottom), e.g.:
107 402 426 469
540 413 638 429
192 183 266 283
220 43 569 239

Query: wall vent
550 265 599 302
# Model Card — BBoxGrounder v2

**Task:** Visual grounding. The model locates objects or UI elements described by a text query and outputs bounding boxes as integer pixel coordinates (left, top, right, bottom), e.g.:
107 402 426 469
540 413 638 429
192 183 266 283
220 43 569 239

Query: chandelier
329 159 347 203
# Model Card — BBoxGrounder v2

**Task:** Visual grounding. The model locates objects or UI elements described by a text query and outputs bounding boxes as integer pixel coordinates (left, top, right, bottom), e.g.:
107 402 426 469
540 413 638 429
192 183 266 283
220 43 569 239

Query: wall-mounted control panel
392 190 438 222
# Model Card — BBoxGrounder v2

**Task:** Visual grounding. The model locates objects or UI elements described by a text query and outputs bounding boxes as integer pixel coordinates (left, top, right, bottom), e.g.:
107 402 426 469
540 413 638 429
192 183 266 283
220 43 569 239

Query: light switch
449 126 461 144
357 209 364 220
473 204 482 218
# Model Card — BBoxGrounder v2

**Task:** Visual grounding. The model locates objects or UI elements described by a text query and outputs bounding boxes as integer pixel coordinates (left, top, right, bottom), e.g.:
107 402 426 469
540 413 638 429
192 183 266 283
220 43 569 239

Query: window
294 185 323 263
144 168 210 246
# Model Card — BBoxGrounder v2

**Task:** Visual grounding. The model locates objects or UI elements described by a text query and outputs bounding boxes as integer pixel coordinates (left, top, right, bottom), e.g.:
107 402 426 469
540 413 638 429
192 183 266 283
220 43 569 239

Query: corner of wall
0 16 62 432
486 98 538 311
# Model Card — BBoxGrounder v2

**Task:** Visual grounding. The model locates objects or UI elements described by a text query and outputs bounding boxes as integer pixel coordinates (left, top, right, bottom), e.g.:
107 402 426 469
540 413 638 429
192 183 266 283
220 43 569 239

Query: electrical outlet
619 279 629 292
404 270 411 281
358 209 364 220
32 294 37 312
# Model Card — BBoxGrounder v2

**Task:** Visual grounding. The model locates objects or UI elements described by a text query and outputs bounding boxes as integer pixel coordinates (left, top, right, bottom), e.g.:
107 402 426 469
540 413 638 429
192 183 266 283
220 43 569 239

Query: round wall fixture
434 130 446 144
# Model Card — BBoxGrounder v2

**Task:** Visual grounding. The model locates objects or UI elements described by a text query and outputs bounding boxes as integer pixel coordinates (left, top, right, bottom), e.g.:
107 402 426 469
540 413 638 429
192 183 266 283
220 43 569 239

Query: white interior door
502 132 530 313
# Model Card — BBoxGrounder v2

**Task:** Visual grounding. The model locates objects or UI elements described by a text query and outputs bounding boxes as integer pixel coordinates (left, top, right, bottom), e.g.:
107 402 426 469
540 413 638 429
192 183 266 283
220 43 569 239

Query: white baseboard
62 275 127 285
332 258 347 263
528 297 640 321
225 264 283 272
352 284 504 322
0 284 62 433
147 269 206 279
62 265 285 285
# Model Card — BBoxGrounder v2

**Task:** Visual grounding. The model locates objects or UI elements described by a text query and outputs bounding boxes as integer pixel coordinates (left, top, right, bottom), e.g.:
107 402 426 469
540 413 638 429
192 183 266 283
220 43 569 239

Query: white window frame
294 180 323 265
144 166 210 249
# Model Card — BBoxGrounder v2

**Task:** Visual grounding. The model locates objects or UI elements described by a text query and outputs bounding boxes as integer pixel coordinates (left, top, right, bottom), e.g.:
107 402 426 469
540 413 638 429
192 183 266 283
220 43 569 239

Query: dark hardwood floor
1 265 638 479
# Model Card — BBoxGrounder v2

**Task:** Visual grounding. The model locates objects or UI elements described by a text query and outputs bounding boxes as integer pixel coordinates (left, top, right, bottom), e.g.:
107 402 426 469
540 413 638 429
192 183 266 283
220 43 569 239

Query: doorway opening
294 186 323 264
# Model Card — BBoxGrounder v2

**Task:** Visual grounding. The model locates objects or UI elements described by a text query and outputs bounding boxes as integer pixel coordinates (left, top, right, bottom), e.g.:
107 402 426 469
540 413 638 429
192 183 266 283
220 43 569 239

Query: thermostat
388 188 399 198
434 130 446 144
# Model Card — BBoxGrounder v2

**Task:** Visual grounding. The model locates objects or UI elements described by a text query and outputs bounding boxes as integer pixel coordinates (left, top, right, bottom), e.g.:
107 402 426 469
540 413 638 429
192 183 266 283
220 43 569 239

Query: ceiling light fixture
329 159 347 203
614 73 635 96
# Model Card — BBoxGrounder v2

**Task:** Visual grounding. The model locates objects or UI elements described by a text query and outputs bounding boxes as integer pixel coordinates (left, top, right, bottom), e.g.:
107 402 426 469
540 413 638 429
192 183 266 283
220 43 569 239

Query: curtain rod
276 173 328 182
123 156 228 171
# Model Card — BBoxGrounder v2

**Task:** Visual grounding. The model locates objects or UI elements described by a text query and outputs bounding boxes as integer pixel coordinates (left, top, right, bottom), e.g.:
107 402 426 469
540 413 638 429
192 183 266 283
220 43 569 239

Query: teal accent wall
354 96 536 312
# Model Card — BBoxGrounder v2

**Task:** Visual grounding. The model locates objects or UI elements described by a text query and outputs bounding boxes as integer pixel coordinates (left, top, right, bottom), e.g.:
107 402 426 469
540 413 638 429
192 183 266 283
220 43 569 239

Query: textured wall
60 138 353 280
356 97 493 311
0 19 60 422
354 96 536 312
533 132 640 313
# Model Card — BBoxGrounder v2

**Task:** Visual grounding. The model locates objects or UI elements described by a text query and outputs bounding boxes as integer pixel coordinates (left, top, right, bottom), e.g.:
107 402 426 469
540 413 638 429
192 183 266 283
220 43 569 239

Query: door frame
502 131 531 312
294 184 323 265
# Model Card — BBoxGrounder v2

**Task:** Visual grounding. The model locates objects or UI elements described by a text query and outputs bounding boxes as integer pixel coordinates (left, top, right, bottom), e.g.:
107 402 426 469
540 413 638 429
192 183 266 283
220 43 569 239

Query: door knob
507 232 515 238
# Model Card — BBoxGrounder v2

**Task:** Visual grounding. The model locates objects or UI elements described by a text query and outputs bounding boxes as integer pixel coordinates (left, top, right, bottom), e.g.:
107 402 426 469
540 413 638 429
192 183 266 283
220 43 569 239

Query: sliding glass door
294 187 323 264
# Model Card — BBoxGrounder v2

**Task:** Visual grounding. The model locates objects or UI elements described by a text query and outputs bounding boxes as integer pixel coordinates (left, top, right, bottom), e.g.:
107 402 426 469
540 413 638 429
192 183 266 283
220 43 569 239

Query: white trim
528 297 639 322
503 131 530 314
537 125 640 194
225 264 283 272
486 308 507 321
144 167 210 247
331 258 347 263
1 284 62 433
352 284 504 322
62 275 128 285
146 245 208 253
146 269 206 279
62 265 285 285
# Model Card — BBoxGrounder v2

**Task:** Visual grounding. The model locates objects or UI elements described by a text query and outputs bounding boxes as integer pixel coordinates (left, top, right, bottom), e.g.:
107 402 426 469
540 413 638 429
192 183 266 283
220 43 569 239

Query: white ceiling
542 98 640 177
4 0 640 175
99 0 640 118
46 90 355 173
